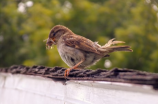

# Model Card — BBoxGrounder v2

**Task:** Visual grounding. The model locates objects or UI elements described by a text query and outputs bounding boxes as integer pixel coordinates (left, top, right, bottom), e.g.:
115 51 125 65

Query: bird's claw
64 68 71 78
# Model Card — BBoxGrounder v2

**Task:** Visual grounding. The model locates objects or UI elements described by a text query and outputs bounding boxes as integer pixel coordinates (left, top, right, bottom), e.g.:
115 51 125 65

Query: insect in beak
44 38 56 49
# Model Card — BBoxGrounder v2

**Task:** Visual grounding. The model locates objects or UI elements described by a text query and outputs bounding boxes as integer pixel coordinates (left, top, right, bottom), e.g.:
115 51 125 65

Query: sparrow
45 25 133 77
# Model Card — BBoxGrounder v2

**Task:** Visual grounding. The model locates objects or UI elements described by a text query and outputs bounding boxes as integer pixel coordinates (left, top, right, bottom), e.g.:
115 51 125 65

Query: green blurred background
0 0 158 72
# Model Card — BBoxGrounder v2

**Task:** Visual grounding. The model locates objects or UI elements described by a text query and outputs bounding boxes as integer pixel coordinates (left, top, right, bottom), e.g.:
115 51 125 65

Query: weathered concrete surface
0 73 158 104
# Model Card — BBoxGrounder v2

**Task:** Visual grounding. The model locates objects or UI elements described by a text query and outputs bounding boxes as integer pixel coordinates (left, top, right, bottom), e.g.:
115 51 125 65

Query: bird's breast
57 40 102 68
57 43 83 67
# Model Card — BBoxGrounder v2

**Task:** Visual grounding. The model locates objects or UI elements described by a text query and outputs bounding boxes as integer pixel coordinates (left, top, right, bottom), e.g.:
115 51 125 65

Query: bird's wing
62 35 100 54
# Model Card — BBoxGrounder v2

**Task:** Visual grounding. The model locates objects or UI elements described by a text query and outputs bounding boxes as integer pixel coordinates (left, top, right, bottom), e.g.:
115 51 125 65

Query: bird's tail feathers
98 38 133 53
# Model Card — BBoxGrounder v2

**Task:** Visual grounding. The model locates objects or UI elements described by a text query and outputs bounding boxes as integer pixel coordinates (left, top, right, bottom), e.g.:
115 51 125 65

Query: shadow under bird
45 25 133 77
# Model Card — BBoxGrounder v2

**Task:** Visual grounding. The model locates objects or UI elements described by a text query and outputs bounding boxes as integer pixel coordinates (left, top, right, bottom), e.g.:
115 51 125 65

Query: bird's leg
64 60 84 77
73 67 82 70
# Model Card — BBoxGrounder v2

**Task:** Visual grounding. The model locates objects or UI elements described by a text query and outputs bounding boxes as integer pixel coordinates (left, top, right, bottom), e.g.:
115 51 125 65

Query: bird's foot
64 60 84 78
64 68 72 78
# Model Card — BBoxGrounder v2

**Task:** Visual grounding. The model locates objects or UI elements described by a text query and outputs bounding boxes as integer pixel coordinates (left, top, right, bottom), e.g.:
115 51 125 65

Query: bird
45 25 133 77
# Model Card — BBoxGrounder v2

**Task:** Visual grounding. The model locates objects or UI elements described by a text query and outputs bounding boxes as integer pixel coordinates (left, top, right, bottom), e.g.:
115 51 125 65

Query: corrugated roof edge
0 65 158 90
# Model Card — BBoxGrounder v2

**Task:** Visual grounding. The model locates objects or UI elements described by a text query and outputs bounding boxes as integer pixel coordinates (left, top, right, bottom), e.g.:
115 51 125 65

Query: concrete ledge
0 73 158 104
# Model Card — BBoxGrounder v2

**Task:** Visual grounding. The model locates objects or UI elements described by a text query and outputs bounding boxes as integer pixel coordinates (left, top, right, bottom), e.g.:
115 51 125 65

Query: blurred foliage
0 0 158 72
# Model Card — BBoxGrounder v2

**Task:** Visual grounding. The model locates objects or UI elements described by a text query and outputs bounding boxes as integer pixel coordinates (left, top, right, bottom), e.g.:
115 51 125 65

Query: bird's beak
44 38 56 49
51 38 55 42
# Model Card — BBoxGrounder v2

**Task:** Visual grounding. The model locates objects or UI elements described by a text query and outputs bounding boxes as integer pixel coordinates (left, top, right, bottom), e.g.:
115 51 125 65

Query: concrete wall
0 73 158 104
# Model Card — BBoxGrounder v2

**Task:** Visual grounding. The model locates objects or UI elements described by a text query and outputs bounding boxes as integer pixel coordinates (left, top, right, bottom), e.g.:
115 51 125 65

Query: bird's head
45 25 72 49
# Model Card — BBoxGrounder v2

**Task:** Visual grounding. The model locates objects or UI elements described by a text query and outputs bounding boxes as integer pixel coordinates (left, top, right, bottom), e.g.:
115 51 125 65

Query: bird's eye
52 31 57 36
49 30 60 38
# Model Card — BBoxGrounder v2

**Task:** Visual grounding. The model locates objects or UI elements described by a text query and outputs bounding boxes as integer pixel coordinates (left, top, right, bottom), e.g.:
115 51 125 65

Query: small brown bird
46 25 132 77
